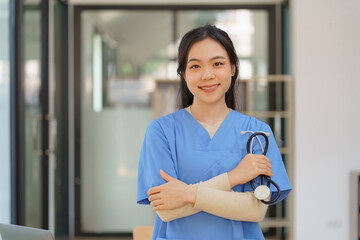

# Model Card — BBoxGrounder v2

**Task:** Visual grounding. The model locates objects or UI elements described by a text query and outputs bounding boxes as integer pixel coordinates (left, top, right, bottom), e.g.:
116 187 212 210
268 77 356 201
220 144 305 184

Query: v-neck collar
181 108 234 147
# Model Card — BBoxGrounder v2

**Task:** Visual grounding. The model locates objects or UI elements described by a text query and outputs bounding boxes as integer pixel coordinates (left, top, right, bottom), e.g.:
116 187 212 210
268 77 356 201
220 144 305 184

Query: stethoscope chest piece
254 185 271 200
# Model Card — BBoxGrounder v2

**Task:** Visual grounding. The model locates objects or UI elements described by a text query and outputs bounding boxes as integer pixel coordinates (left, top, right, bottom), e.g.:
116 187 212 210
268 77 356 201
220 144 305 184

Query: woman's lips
199 84 219 93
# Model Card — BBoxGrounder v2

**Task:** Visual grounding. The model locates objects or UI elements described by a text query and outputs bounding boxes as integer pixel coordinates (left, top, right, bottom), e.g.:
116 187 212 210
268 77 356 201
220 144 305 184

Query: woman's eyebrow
211 56 226 60
187 58 200 64
187 56 226 64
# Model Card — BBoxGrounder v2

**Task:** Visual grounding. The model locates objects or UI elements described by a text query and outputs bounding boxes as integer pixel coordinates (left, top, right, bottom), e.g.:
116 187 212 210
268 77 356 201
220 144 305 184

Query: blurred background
0 0 359 240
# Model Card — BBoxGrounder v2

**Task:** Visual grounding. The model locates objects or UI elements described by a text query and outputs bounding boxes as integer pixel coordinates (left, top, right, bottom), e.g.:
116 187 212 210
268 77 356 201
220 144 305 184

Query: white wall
292 0 360 239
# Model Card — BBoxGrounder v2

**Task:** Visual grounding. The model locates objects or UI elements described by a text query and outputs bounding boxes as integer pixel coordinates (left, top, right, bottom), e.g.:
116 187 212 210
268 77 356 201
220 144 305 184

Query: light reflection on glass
92 33 103 112
0 61 9 85
24 60 41 106
216 10 254 57
239 59 254 79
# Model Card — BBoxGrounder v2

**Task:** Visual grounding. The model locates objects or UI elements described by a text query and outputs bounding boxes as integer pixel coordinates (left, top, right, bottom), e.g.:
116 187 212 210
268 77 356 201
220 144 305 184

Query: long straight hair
177 25 239 109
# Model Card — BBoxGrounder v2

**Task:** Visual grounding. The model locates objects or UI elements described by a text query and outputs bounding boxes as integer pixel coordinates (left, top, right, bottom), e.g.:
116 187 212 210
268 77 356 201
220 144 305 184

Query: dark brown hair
177 25 239 109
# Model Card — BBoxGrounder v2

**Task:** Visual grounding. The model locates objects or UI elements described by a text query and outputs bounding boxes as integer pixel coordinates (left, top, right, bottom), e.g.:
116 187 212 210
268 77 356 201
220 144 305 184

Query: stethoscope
240 131 281 205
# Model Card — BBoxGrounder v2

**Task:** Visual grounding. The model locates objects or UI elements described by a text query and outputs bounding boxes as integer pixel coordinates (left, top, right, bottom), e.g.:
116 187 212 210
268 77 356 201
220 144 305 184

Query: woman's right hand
227 154 273 188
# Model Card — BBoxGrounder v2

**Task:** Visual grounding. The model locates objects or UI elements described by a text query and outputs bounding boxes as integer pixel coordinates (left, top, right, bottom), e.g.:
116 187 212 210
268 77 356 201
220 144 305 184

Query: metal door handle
32 114 43 156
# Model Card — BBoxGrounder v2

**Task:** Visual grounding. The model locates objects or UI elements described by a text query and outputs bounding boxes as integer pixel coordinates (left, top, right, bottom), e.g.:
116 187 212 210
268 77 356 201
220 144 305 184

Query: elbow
247 196 270 222
254 211 266 222
249 206 267 222
239 204 267 222
241 212 265 222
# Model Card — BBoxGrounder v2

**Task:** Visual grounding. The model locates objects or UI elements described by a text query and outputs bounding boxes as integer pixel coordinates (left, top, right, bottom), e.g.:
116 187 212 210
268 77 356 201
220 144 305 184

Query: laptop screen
0 223 54 240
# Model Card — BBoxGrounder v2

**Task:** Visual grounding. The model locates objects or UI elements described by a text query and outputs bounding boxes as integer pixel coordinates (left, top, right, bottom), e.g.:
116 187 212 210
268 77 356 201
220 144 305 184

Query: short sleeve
243 123 292 205
137 120 177 205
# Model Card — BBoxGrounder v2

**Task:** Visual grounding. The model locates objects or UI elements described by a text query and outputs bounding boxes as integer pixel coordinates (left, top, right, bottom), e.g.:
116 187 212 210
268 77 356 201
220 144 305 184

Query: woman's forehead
187 38 229 61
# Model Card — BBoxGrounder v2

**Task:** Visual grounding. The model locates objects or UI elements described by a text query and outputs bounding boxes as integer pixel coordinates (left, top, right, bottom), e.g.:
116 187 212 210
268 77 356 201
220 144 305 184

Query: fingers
149 197 171 210
257 163 273 177
250 155 272 168
251 154 271 163
249 154 273 177
149 193 164 209
151 200 173 210
160 169 175 182
150 199 163 208
148 170 175 195
153 205 165 211
148 193 161 202
153 203 170 211
147 185 162 195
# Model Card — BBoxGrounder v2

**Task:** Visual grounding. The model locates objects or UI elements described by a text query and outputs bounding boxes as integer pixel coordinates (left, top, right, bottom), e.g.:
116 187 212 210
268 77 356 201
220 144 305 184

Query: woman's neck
190 100 231 125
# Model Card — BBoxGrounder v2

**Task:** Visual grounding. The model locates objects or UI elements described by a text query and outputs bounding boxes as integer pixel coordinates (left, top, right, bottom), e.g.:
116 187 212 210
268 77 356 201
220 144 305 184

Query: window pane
80 10 173 233
240 81 290 112
23 2 43 228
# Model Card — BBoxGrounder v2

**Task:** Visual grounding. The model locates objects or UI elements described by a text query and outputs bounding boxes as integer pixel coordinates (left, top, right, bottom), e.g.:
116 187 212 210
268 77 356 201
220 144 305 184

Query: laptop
0 223 55 240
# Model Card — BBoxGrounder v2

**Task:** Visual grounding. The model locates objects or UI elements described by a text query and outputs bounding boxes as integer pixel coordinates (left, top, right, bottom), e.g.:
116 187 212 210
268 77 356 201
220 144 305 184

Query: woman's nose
201 67 215 80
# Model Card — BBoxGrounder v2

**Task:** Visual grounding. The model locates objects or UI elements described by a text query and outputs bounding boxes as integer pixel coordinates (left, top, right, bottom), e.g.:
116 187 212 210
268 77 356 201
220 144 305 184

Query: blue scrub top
137 109 292 240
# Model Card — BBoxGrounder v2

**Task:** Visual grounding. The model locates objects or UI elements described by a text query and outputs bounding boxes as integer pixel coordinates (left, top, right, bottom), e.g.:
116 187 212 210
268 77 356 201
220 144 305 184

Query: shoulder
231 110 271 132
146 109 185 135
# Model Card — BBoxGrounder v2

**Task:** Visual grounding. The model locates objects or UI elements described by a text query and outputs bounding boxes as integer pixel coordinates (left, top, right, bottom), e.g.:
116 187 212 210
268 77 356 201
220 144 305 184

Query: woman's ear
231 64 236 76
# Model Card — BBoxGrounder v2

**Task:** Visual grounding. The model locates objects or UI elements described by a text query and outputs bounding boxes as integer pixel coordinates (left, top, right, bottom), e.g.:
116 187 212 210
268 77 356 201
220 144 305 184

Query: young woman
137 25 292 240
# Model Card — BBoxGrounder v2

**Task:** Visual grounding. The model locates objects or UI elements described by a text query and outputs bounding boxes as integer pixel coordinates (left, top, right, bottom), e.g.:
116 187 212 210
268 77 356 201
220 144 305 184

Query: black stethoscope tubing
247 132 281 205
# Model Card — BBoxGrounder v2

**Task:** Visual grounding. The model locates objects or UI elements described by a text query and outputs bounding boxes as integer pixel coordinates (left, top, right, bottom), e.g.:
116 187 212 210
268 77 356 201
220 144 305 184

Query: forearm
156 173 269 223
193 183 269 222
227 168 242 188
156 173 230 222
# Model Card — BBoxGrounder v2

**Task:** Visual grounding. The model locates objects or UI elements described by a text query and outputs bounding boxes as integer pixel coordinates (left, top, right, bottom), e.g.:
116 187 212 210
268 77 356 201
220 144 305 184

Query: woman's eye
190 65 200 69
214 62 224 67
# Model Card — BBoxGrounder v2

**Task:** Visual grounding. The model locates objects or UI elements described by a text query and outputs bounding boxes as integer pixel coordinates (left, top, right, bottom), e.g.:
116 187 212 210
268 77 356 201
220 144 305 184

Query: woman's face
184 37 235 106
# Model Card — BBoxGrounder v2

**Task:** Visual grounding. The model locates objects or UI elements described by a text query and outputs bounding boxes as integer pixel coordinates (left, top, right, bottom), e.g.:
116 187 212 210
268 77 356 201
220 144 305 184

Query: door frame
10 0 26 226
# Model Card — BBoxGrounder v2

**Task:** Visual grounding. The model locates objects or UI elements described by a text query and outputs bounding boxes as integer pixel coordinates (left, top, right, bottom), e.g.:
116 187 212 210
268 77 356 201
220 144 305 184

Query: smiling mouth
199 84 219 90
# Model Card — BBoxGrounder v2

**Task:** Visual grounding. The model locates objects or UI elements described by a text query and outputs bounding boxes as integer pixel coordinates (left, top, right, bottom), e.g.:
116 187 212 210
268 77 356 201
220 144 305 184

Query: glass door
13 0 66 237
23 0 46 229
22 0 60 235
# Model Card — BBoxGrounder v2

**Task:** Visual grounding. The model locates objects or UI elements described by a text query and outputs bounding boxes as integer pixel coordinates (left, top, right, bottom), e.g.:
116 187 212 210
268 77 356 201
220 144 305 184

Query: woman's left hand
147 169 197 210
